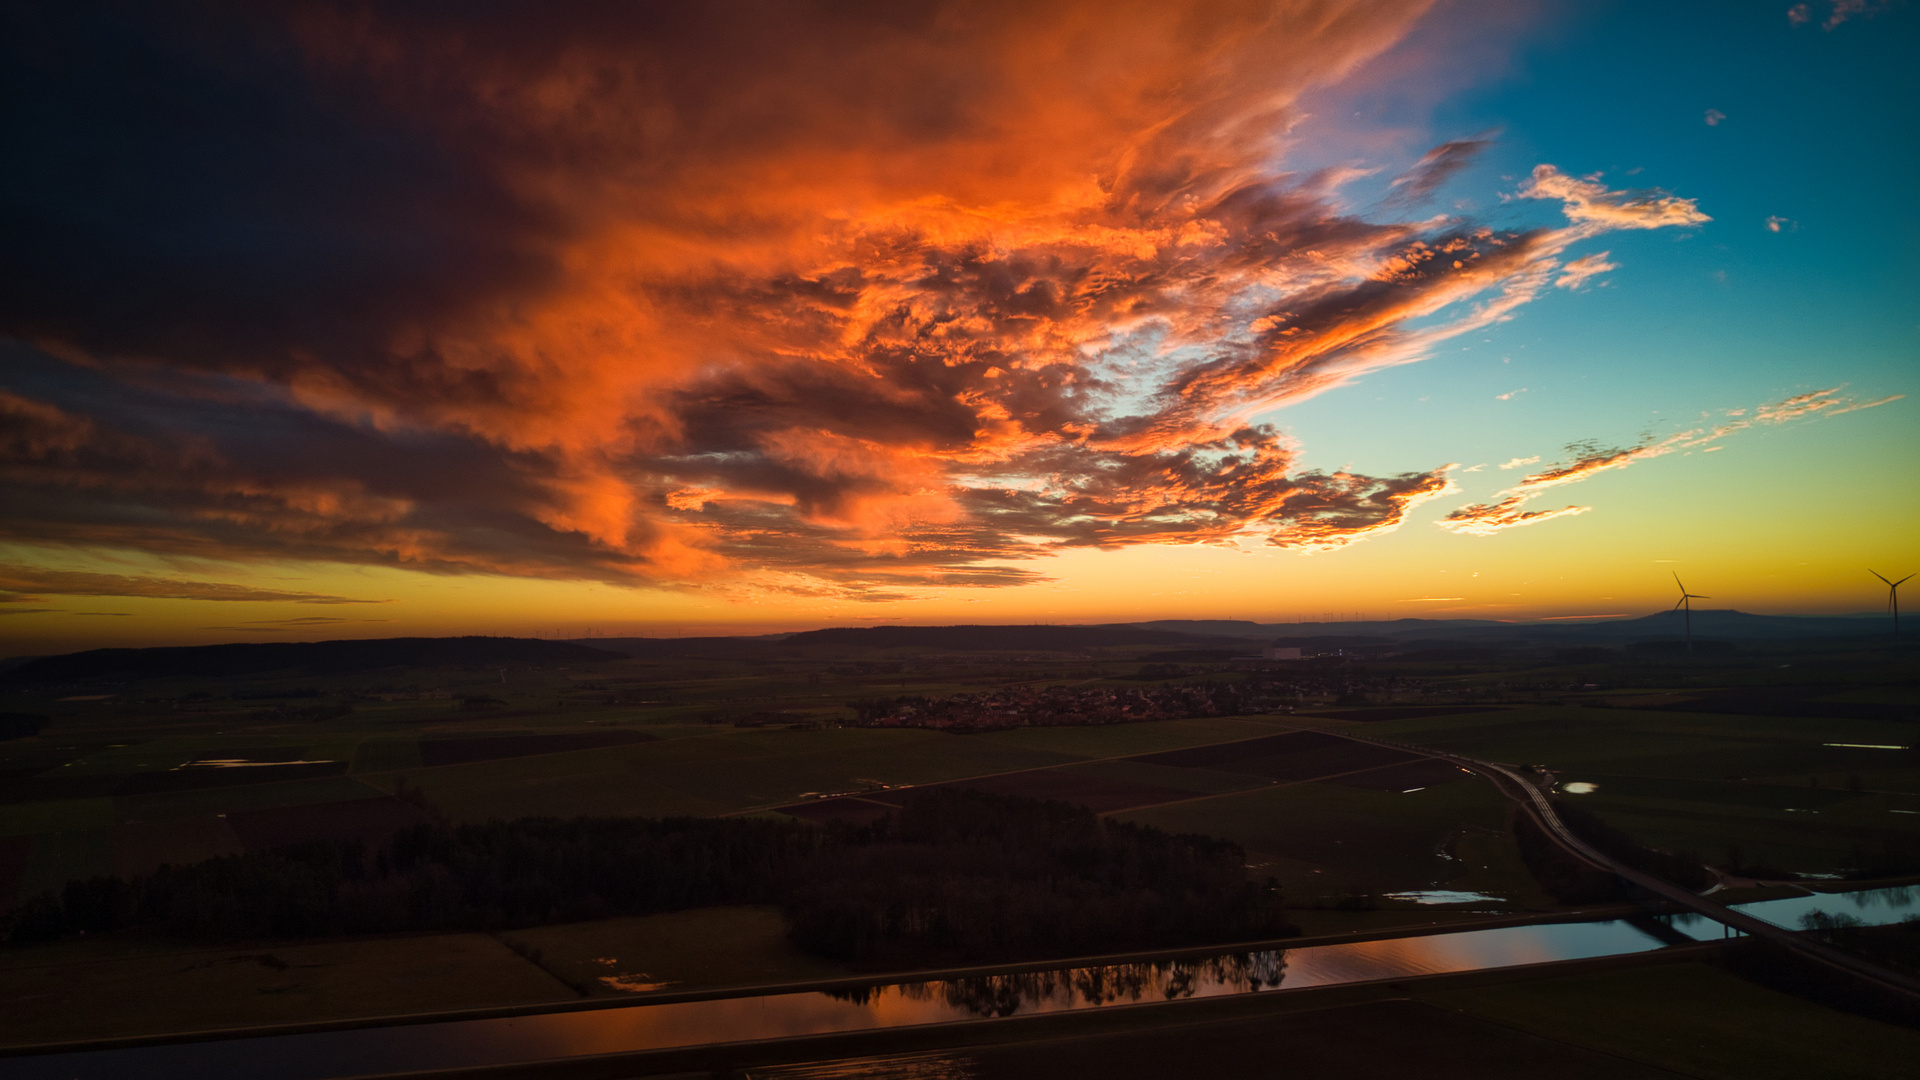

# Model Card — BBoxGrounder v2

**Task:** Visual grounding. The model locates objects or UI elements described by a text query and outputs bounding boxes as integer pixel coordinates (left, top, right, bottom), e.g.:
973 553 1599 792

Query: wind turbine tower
1672 572 1709 655
1870 570 1913 635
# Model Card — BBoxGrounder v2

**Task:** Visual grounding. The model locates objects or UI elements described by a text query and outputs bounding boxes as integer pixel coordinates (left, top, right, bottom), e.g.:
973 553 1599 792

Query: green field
0 649 1580 917
1115 767 1552 907
1423 961 1920 1080
7 642 1916 901
1341 704 1920 876
504 906 849 997
362 725 1092 821
0 932 570 1046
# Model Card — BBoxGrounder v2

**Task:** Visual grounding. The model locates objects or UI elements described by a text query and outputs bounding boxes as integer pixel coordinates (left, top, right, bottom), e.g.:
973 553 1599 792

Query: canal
5 886 1912 1080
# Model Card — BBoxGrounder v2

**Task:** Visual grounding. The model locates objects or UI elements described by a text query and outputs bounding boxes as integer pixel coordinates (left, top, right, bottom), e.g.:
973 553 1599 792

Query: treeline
5 815 822 944
4 789 1291 967
1843 835 1920 880
1551 798 1716 891
1512 798 1719 903
1512 808 1622 904
788 789 1292 966
0 712 49 740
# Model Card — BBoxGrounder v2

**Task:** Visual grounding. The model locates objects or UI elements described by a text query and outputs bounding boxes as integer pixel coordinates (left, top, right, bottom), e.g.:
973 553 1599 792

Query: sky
1 0 1914 653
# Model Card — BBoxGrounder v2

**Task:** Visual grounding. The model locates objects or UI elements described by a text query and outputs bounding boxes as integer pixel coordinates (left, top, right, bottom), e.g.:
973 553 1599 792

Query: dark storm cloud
0 3 562 382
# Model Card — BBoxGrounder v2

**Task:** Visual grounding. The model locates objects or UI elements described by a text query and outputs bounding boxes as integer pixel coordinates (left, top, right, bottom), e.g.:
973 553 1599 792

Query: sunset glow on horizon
2 0 1914 653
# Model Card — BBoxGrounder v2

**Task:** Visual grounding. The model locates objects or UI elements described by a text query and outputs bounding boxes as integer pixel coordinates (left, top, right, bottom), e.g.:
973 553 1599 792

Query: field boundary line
1096 756 1456 817
723 716 1310 818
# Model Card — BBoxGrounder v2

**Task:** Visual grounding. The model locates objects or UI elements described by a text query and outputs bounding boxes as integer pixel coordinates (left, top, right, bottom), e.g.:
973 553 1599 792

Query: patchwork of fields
1 634 1916 1062
0 671 1543 913
1353 705 1920 877
4 643 1916 914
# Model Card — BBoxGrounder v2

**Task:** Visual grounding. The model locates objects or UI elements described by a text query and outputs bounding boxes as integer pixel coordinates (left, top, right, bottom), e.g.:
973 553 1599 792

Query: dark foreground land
660 959 1920 1080
0 622 1917 1075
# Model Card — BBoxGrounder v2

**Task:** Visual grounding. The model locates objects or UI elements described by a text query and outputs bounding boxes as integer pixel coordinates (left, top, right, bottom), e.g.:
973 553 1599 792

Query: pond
1716 883 1919 931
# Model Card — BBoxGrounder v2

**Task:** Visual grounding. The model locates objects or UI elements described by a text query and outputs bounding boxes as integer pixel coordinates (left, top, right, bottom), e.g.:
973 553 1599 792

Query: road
1319 726 1920 1000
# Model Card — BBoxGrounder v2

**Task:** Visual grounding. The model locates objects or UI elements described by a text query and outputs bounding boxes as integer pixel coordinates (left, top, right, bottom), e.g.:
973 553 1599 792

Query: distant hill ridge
10 609 1896 677
782 624 1236 650
573 611 1891 657
6 637 622 683
1130 610 1888 641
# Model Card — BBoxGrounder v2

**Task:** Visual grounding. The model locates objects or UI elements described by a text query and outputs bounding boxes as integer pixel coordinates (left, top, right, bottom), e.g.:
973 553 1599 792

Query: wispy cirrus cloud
202 615 394 631
1790 0 1892 30
1433 496 1591 536
1439 387 1904 535
0 563 381 606
0 2 1714 600
1555 252 1616 290
1385 136 1492 205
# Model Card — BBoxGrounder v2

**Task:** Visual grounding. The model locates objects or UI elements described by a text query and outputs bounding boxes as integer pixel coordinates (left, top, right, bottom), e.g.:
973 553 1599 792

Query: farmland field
1 628 1914 1059
502 906 849 997
1423 962 1920 1080
0 641 1588 915
1349 705 1920 876
0 932 570 1046
1115 765 1546 906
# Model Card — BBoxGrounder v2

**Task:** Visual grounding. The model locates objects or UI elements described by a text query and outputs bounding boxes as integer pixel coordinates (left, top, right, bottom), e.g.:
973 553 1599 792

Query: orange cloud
1437 496 1591 536
1517 166 1710 233
1439 387 1903 536
0 3 1732 599
1555 251 1617 290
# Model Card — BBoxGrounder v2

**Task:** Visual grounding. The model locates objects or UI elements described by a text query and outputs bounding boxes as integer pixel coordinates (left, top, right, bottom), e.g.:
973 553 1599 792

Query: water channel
6 886 1913 1080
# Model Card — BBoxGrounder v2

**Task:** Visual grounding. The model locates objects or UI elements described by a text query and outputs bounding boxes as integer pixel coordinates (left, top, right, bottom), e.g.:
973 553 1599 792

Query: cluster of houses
851 681 1272 732
362 689 456 701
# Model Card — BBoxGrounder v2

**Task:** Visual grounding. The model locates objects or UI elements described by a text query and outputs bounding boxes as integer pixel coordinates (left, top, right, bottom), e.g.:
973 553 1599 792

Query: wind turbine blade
1692 594 1711 599
1672 597 1686 611
1871 570 1893 586
1897 574 1916 587
1673 571 1686 592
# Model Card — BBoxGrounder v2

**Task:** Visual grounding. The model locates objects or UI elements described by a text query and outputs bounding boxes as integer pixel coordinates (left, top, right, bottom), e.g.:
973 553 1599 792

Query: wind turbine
1870 570 1913 634
1672 572 1709 654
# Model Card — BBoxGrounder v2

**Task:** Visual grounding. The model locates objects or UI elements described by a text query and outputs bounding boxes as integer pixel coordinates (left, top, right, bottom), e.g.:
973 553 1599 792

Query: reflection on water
23 891 1915 1080
598 974 675 992
12 917 1702 1080
749 1049 981 1079
1383 890 1503 905
824 952 1288 1019
1731 884 1918 930
590 955 676 993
